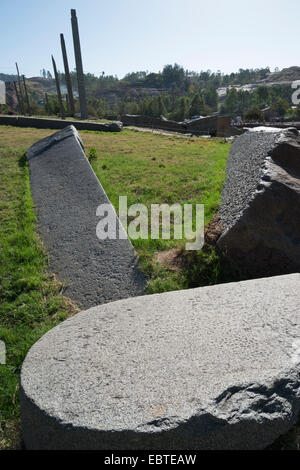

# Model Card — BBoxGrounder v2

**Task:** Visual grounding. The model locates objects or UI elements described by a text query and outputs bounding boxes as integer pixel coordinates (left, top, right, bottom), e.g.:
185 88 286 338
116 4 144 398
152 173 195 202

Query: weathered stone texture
26 125 145 308
218 129 300 276
21 274 300 450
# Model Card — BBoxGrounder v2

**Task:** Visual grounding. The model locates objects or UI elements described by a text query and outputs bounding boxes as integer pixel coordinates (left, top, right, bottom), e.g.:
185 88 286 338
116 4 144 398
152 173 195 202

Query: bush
88 148 97 163
244 106 263 121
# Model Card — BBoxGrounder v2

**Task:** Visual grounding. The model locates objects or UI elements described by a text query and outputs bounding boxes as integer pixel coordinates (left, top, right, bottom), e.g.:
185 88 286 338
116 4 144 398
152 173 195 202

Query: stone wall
121 114 235 137
121 114 183 132
0 114 123 132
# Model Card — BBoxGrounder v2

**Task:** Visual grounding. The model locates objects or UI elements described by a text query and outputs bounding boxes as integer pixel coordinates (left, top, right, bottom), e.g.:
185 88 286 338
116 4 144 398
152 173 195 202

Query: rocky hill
263 66 300 84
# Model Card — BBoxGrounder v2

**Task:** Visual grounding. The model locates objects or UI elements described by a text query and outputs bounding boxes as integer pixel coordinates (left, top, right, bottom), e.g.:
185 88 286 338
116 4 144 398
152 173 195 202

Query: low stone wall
121 114 236 137
121 114 183 132
26 125 145 309
21 273 300 449
0 114 123 132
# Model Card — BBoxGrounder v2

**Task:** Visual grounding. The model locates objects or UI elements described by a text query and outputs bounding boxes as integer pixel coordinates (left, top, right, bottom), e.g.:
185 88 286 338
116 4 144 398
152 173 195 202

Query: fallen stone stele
26 125 146 309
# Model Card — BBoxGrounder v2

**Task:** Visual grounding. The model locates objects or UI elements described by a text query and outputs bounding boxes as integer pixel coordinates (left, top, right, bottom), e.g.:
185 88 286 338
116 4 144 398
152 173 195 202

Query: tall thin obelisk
52 55 65 119
13 81 22 113
71 9 87 119
15 63 25 115
22 75 31 115
60 33 75 116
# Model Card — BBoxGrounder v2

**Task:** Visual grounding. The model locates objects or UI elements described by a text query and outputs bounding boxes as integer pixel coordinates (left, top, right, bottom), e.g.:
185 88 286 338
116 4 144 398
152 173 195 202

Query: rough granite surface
218 131 279 231
218 128 300 275
26 125 146 308
20 274 300 450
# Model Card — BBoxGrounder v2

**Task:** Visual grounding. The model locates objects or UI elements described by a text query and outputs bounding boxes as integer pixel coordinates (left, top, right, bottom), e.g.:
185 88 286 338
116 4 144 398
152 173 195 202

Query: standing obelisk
22 75 31 115
52 55 65 119
71 9 88 119
60 33 75 116
15 63 25 115
13 81 22 113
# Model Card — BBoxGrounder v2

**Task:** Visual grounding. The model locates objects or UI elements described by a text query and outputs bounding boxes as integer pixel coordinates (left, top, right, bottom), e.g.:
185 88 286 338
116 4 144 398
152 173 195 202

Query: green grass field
83 129 231 292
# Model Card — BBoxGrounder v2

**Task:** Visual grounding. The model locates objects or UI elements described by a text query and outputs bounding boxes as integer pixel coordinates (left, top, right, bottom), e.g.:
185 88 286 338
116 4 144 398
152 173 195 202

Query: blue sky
1 0 299 78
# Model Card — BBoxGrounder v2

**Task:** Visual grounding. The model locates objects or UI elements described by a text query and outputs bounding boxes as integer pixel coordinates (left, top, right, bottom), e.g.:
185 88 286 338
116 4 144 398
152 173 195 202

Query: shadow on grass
18 153 27 168
181 244 249 289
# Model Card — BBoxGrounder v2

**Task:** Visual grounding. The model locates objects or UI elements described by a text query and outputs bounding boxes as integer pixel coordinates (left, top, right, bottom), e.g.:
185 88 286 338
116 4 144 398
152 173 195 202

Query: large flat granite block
20 274 300 449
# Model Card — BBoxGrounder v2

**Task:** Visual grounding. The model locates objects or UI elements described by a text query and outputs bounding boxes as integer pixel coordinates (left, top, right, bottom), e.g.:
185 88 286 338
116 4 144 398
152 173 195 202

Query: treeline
63 64 295 120
41 82 298 122
122 65 272 89
84 86 219 121
42 91 217 121
220 84 294 117
52 63 273 95
45 63 274 91
3 63 299 120
83 85 296 122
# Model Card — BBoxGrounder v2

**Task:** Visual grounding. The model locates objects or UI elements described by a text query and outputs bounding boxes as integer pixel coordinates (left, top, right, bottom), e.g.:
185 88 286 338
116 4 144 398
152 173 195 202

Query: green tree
162 64 185 89
176 97 188 121
157 96 167 116
271 98 289 117
204 86 218 109
244 106 263 121
189 93 205 118
293 105 300 120
223 88 239 114
254 86 269 107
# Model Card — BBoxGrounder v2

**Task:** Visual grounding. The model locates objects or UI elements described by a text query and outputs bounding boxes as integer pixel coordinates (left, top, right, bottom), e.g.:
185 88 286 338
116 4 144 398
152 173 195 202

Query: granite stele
26 125 146 309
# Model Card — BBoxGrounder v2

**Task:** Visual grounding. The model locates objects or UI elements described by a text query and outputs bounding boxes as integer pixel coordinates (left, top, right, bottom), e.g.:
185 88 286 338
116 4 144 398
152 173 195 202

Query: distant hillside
26 77 58 101
2 65 300 119
0 73 17 82
264 66 300 84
